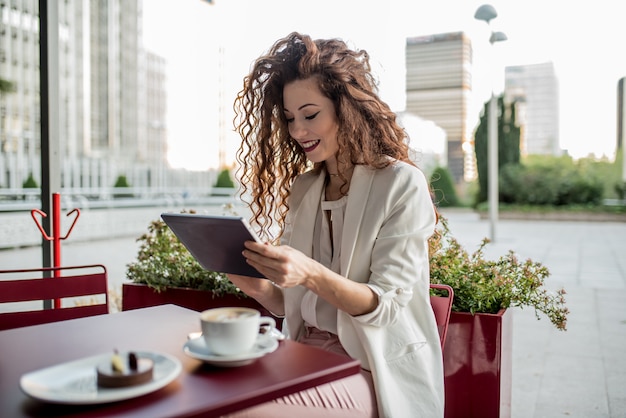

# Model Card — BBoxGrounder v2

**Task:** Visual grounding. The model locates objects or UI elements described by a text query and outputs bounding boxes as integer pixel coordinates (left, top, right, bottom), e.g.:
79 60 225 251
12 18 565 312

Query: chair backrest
0 264 108 331
429 283 454 350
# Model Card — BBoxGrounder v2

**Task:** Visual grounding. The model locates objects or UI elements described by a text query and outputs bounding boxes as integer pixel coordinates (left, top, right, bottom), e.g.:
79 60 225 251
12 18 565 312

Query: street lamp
475 4 507 242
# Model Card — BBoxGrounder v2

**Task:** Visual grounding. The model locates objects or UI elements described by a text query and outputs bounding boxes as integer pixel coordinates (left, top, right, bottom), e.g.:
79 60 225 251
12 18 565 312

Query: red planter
122 283 283 329
443 309 512 418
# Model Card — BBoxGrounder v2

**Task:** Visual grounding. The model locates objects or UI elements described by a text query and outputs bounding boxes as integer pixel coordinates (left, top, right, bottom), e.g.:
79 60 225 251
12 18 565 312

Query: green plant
0 78 15 94
429 217 569 331
429 166 459 207
114 175 131 188
22 173 38 188
214 168 235 188
126 209 247 298
474 94 521 204
616 181 626 200
499 156 604 206
113 175 133 198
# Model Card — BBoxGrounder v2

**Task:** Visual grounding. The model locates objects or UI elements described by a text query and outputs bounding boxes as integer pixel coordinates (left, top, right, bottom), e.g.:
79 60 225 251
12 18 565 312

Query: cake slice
96 350 154 388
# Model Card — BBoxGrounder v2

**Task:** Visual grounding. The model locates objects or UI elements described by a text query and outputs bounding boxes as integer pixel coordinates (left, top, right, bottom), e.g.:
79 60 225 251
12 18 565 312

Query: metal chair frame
0 264 108 331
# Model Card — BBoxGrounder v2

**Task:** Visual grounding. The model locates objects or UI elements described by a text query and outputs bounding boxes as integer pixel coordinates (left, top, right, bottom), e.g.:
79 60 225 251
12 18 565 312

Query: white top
300 194 348 334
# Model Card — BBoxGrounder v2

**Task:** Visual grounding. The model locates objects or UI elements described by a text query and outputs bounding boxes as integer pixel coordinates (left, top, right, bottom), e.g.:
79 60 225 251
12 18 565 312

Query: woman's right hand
226 273 270 298
226 273 285 316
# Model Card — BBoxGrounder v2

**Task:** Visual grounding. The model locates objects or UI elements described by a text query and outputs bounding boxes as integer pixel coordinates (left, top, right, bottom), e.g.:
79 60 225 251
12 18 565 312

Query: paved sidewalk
1 208 625 417
440 209 626 418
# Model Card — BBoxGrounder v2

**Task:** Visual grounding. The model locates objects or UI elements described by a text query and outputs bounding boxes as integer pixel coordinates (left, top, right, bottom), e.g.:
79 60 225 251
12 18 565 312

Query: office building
405 32 474 183
0 0 211 193
504 62 560 156
1 0 142 189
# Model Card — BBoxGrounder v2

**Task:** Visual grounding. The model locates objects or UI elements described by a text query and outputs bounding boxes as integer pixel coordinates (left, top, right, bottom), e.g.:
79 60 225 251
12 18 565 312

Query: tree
474 95 521 203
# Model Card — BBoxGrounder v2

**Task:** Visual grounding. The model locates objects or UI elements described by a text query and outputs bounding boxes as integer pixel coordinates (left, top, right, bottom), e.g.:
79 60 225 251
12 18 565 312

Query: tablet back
161 213 264 278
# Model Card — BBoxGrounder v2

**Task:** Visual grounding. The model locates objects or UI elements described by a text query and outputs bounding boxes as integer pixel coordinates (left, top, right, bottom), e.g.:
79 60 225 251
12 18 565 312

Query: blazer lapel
287 172 325 257
286 166 375 275
341 166 374 276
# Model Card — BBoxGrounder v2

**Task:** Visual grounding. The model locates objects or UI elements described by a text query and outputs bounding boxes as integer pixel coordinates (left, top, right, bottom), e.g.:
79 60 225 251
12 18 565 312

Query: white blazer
280 161 445 417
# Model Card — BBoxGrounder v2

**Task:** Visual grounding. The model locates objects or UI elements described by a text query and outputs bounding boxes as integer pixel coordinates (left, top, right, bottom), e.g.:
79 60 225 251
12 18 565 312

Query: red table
0 304 361 417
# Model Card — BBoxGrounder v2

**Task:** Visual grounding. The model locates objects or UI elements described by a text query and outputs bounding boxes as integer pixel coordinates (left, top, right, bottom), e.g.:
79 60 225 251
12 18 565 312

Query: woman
226 32 444 418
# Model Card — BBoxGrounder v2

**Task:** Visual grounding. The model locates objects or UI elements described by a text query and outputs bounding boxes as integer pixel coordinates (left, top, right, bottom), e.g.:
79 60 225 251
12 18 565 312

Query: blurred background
1 0 625 249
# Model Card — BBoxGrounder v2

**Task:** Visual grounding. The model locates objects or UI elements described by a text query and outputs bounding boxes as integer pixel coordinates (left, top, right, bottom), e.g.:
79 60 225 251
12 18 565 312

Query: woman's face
283 78 339 165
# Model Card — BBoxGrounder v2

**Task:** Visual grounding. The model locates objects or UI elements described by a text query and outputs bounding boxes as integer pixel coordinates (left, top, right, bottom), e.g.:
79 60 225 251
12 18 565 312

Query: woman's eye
305 111 320 121
285 117 294 123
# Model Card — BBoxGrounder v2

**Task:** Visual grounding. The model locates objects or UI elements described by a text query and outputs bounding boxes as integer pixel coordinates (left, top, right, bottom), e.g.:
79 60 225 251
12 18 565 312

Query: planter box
443 309 512 418
122 283 283 329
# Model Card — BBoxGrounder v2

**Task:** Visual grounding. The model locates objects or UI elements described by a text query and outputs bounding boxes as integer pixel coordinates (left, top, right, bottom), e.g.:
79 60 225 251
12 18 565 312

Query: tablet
160 213 265 279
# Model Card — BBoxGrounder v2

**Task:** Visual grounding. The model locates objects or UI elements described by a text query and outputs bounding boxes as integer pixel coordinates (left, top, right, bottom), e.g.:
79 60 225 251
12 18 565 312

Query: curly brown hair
234 32 413 241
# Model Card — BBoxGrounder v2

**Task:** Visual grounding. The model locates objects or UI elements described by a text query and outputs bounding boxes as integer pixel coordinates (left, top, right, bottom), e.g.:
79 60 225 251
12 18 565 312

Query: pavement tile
535 356 609 417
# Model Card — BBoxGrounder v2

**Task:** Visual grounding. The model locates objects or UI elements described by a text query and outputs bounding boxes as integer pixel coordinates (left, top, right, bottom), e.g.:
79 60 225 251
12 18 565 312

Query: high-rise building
144 51 168 189
0 0 203 193
405 32 474 183
504 62 560 156
0 0 40 189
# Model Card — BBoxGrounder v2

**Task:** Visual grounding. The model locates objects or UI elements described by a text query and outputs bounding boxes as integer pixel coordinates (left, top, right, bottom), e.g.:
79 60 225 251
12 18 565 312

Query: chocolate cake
96 351 154 388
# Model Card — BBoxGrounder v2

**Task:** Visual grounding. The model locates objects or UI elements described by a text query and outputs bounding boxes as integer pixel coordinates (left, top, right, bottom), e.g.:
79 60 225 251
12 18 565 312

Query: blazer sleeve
351 163 436 327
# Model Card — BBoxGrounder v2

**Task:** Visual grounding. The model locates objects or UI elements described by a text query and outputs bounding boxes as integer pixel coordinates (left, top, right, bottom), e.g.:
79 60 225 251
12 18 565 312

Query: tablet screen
161 213 264 279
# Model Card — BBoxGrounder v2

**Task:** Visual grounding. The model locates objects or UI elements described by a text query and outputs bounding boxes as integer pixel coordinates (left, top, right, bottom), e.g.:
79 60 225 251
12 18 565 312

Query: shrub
214 169 235 188
113 175 133 198
22 173 38 188
126 210 246 297
499 156 605 206
114 175 130 188
429 166 459 207
615 182 626 200
429 217 569 331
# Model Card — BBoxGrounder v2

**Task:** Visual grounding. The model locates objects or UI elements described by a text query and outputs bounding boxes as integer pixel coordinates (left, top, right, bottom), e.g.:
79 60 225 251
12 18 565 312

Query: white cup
200 307 276 356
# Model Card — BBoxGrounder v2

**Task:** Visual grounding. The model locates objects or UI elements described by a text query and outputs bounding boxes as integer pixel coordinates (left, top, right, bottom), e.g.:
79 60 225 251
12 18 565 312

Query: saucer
183 333 279 367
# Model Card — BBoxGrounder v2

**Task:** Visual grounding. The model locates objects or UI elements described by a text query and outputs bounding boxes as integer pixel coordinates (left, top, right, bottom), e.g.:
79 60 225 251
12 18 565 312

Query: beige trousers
221 327 378 418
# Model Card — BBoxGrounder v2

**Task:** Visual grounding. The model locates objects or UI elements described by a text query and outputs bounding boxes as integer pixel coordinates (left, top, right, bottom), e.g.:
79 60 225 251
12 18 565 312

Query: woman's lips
301 140 320 153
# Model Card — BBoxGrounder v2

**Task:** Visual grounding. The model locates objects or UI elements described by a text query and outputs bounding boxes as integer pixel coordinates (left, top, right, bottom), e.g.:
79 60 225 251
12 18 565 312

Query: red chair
429 283 454 350
0 264 109 331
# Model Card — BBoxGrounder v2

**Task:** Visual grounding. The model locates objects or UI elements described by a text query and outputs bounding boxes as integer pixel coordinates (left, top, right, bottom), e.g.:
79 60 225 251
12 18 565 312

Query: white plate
183 333 279 367
20 351 182 405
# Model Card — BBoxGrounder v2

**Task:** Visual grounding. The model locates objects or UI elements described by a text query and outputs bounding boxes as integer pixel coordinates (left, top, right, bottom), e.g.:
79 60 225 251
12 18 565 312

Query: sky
143 0 626 170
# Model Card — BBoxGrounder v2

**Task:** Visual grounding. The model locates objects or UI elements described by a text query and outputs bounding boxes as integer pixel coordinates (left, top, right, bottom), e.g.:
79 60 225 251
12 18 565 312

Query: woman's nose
289 122 307 140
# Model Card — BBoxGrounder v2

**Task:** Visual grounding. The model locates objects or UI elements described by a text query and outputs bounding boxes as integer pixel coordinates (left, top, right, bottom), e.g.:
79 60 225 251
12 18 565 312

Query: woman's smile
300 139 321 153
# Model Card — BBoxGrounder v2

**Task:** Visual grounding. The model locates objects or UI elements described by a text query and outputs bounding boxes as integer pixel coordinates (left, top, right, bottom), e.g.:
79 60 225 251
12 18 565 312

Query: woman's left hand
244 241 378 316
242 241 322 288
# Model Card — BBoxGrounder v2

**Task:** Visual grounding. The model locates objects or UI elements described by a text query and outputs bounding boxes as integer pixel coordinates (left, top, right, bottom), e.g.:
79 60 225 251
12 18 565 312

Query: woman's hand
225 273 269 298
242 241 323 289
226 271 285 316
243 241 378 316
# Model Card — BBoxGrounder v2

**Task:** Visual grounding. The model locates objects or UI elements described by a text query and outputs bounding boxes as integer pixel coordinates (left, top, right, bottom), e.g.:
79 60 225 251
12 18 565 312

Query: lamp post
475 4 507 242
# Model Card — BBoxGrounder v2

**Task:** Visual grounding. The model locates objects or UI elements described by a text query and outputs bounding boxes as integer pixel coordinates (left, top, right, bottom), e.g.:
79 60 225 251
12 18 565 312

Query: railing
0 196 249 250
0 187 239 212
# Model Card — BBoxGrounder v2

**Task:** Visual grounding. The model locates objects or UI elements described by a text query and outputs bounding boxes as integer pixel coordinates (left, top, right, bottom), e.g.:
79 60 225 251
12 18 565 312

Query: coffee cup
200 307 276 356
